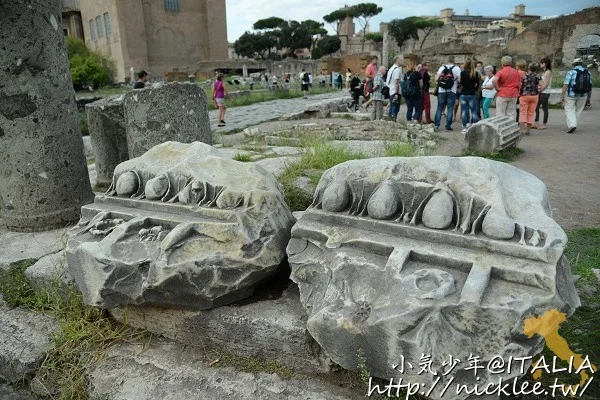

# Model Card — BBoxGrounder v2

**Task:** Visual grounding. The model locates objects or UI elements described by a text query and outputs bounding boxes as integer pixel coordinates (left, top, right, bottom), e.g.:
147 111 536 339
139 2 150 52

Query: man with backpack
300 69 310 99
561 57 592 133
434 55 461 131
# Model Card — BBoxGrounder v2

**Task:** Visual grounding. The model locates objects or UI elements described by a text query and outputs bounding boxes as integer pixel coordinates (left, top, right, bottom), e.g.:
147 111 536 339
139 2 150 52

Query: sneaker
434 126 440 132
217 123 225 127
567 127 576 134
461 128 468 134
445 127 453 131
220 120 226 124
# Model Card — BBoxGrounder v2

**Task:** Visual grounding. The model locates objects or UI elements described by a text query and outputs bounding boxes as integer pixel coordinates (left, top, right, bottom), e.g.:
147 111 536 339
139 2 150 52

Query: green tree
316 35 341 58
410 17 444 49
278 20 312 58
253 17 286 30
66 36 113 87
365 32 383 43
348 3 383 52
233 31 277 59
302 19 328 52
323 8 351 38
387 18 420 49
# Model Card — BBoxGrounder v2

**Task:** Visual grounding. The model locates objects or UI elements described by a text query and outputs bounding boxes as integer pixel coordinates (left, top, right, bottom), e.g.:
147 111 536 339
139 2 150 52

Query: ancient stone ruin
123 82 213 158
287 156 580 399
67 141 294 309
0 0 94 232
86 94 128 186
465 116 520 153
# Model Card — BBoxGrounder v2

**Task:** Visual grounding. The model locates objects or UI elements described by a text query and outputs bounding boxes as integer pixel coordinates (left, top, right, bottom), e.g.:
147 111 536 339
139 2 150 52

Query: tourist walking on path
387 56 403 121
514 59 527 122
481 66 496 119
300 69 310 98
402 59 423 122
371 66 387 120
418 63 433 124
434 55 461 131
346 68 352 90
534 58 553 130
213 73 229 127
562 57 592 133
458 59 481 134
492 56 520 118
519 62 541 136
362 55 378 110
348 73 362 112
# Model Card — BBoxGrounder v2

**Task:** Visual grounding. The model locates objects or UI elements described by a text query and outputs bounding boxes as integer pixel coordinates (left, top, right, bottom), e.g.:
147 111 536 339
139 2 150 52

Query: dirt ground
430 91 600 230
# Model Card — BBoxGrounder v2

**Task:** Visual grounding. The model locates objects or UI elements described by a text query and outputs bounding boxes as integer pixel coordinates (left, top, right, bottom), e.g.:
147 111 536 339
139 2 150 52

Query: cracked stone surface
67 142 294 310
287 156 580 400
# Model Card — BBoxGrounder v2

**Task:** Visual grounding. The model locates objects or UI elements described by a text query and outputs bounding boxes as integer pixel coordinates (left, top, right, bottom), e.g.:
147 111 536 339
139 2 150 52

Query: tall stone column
0 0 94 232
382 31 389 68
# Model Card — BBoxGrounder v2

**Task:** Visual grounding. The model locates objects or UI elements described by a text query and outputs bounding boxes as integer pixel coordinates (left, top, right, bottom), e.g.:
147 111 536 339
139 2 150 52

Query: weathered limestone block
67 142 294 310
0 301 58 383
465 116 520 153
110 285 329 373
86 95 127 186
0 0 94 232
123 82 212 158
287 156 580 399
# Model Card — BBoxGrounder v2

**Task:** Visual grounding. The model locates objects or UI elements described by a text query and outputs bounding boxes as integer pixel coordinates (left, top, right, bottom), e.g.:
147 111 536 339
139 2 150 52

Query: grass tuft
383 141 417 157
0 259 143 400
213 352 295 380
233 153 253 162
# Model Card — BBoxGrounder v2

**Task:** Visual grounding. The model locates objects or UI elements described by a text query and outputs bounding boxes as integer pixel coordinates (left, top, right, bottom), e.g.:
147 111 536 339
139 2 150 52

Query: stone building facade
61 0 84 39
79 0 228 82
506 7 600 67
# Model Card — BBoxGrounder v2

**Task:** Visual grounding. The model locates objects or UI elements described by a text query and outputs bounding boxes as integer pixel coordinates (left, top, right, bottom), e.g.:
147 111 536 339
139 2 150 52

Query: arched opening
577 34 600 57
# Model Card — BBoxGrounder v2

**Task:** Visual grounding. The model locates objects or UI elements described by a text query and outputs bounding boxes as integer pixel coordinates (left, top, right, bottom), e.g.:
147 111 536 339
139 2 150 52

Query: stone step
88 336 364 400
110 272 329 374
0 302 58 383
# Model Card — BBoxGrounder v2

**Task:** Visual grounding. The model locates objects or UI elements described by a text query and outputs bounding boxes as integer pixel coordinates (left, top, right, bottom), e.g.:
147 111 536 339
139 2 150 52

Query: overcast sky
225 0 596 42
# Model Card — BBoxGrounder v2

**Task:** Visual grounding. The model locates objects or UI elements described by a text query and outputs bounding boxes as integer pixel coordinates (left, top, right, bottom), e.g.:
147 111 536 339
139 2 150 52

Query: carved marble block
287 156 580 399
67 142 294 310
465 116 521 153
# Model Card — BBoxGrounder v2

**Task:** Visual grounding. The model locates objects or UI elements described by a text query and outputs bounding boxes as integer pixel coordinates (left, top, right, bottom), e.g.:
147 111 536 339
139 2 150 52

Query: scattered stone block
25 251 73 289
0 221 67 269
86 94 128 186
123 82 212 158
287 156 580 398
0 302 58 383
87 337 361 400
264 136 302 146
465 116 520 153
67 142 294 310
111 286 328 373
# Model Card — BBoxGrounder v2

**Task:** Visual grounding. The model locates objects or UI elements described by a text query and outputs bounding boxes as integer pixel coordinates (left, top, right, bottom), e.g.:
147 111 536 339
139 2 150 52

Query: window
89 19 96 40
164 0 179 12
104 12 112 36
96 16 103 38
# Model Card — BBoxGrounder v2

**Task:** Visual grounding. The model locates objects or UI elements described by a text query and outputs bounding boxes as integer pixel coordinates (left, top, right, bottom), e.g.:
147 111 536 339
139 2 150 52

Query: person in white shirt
480 65 496 119
386 56 403 121
434 55 461 132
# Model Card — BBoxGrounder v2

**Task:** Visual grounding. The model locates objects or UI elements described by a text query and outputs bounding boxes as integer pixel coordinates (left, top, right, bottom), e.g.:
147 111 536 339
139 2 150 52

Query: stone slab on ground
255 156 300 177
0 384 36 400
0 220 67 269
111 285 328 373
88 337 362 400
0 301 58 383
24 251 73 289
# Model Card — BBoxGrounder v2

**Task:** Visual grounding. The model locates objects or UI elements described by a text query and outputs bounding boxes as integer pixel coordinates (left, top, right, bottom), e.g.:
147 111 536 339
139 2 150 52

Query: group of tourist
346 54 593 135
